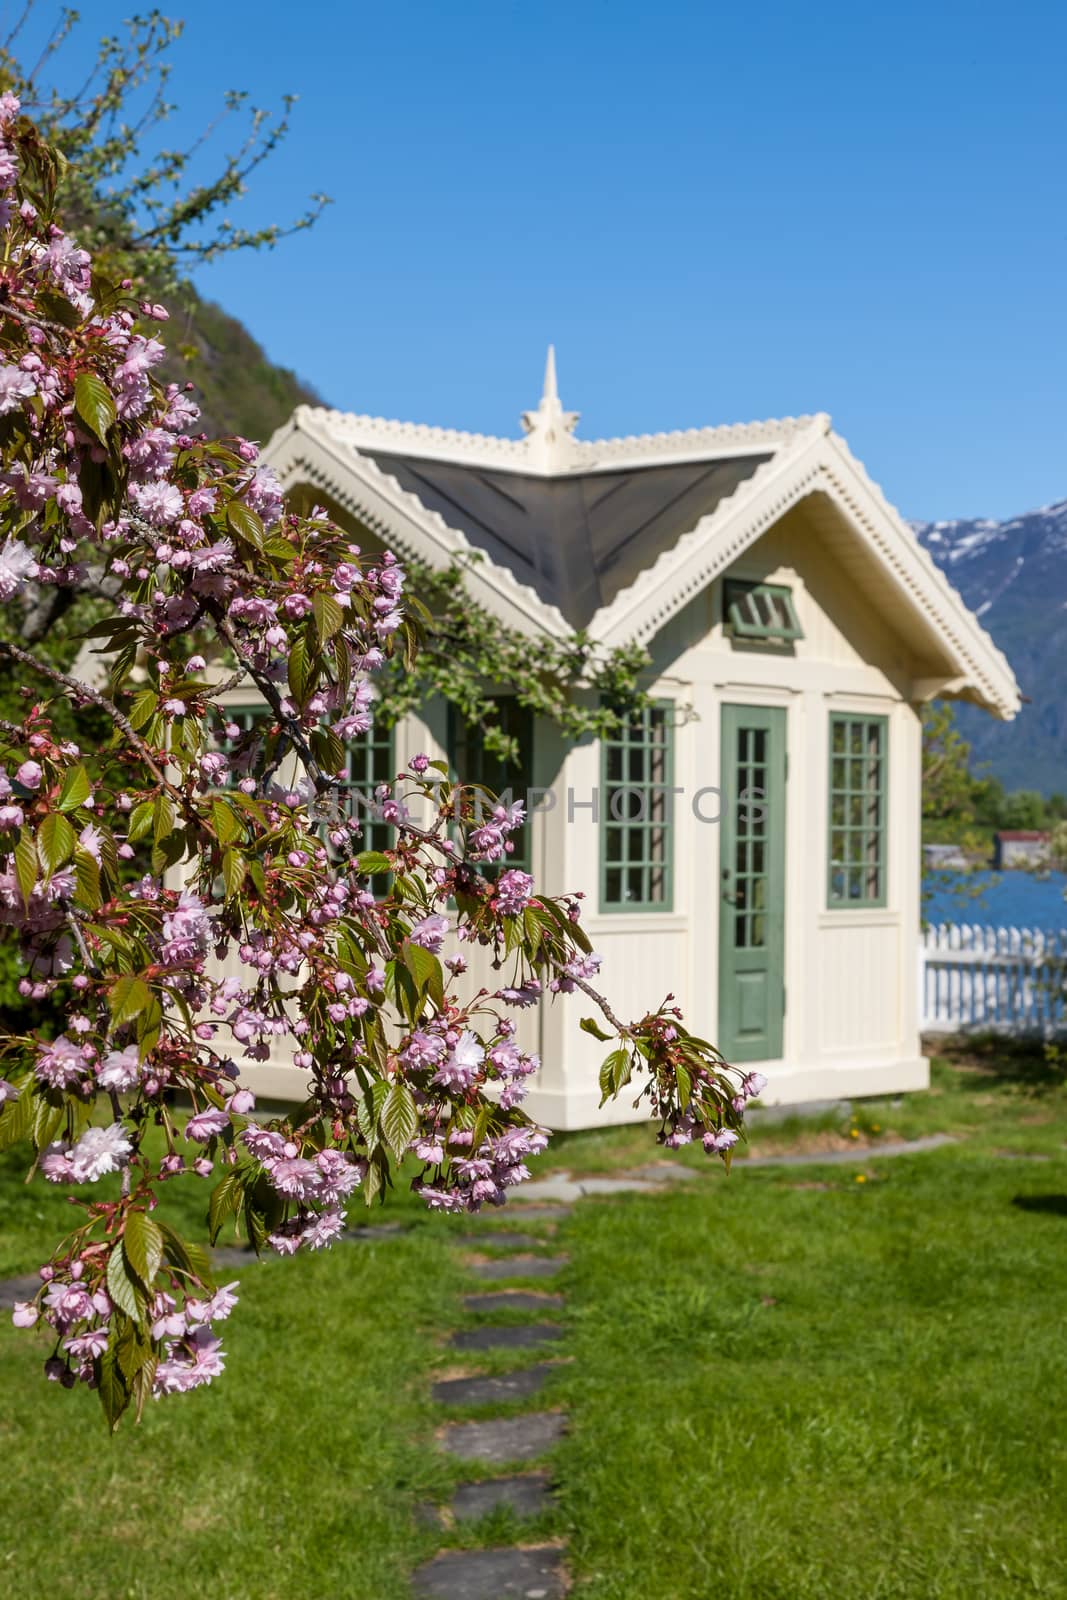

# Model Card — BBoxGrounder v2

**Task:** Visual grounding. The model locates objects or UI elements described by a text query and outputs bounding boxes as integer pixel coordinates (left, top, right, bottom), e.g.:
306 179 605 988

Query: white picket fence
920 923 1067 1034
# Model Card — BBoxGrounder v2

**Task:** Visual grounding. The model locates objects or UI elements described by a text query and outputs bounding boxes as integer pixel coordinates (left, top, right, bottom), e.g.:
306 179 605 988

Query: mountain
914 502 1067 795
158 283 323 446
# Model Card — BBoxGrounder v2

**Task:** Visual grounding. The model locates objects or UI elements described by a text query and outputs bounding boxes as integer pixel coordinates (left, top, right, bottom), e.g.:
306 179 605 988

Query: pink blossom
130 480 184 526
494 870 534 917
184 1106 229 1142
0 363 36 413
432 1031 485 1091
34 1036 87 1090
0 538 39 599
68 1123 132 1182
16 760 42 789
160 890 212 964
11 1301 38 1328
409 913 448 953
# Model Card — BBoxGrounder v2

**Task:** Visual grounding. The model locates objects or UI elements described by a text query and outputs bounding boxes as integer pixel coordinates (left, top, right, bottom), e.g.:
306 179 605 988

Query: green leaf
126 800 155 842
312 590 344 646
222 847 247 902
675 1061 692 1112
74 848 102 912
579 1016 614 1042
56 763 92 812
598 1047 632 1108
153 793 175 845
38 812 75 872
123 1212 164 1289
158 1221 216 1290
226 497 265 547
126 690 158 733
288 634 310 706
14 827 37 905
310 726 345 777
380 1080 418 1160
106 1241 144 1322
355 850 392 876
0 1075 35 1153
208 1170 244 1243
97 1345 130 1433
211 798 244 845
74 371 117 446
402 941 444 1009
109 974 150 1026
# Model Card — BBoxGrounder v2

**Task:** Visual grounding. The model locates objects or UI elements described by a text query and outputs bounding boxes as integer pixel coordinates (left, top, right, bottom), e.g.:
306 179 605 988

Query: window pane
447 698 534 872
827 714 887 907
601 701 674 910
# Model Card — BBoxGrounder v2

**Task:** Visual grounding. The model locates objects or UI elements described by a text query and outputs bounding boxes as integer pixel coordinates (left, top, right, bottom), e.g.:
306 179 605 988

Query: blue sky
12 0 1067 520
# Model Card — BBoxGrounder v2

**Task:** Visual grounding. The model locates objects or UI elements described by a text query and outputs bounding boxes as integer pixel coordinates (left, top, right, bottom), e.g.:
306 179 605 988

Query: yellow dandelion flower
855 1174 867 1183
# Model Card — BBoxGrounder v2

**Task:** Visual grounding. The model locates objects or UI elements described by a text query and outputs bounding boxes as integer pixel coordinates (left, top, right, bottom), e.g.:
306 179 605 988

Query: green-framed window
343 722 396 894
600 703 674 911
447 698 533 872
724 580 803 642
827 713 888 907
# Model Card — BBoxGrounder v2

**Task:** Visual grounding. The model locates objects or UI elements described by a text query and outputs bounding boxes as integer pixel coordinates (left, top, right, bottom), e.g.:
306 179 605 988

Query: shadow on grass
1011 1194 1067 1218
930 1032 1067 1093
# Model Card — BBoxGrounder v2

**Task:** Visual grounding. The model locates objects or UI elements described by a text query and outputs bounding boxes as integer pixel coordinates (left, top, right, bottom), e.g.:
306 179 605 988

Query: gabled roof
262 350 1021 719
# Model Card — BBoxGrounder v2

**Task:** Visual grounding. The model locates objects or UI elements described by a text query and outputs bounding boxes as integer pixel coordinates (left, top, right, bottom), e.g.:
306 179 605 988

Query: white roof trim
263 416 571 640
290 403 819 478
591 424 1020 721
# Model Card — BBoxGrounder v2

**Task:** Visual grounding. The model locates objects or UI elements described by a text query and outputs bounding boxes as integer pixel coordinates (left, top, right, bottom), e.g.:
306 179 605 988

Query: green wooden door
718 704 787 1062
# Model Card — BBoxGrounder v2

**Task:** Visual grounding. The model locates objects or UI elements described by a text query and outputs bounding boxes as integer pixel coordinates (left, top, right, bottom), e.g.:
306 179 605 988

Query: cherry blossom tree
0 102 763 1429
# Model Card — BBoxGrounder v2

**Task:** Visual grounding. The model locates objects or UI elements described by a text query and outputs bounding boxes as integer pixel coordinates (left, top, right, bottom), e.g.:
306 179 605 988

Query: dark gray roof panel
364 450 771 629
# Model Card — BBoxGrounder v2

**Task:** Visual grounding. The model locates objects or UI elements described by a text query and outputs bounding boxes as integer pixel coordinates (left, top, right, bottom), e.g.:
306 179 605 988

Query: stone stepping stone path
413 1208 575 1598
412 1546 566 1599
432 1362 560 1407
0 1273 40 1310
463 1289 565 1314
468 1255 568 1281
448 1473 554 1523
440 1411 566 1463
450 1323 565 1352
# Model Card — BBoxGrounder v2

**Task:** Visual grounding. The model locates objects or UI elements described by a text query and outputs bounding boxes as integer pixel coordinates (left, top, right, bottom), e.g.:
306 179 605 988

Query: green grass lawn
2 1045 1066 1598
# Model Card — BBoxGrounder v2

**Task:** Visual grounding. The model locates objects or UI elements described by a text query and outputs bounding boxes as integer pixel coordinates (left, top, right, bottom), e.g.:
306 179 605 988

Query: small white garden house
236 353 1019 1126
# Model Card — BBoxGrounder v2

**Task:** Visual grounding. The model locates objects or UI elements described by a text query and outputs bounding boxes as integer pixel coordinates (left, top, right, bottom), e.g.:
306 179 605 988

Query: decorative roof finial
520 345 579 468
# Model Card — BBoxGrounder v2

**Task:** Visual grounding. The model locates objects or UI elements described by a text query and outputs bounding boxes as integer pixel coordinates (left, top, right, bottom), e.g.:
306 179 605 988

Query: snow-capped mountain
913 501 1067 794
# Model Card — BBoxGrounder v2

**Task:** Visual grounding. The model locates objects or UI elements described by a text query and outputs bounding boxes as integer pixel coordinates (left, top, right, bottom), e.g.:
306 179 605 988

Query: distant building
994 831 1051 869
924 843 971 871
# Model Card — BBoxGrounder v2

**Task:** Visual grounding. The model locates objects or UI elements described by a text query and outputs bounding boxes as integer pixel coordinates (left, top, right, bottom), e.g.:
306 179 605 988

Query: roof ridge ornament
520 344 580 469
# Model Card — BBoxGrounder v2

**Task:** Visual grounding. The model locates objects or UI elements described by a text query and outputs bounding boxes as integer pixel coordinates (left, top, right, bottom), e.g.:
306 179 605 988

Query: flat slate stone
469 1256 568 1281
627 1162 700 1183
0 1273 40 1310
212 1246 260 1268
514 1174 662 1202
450 1323 564 1351
449 1472 554 1522
738 1134 957 1169
498 1205 571 1221
463 1290 565 1313
440 1411 566 1463
346 1221 410 1239
432 1362 560 1407
412 1545 566 1599
459 1232 546 1251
